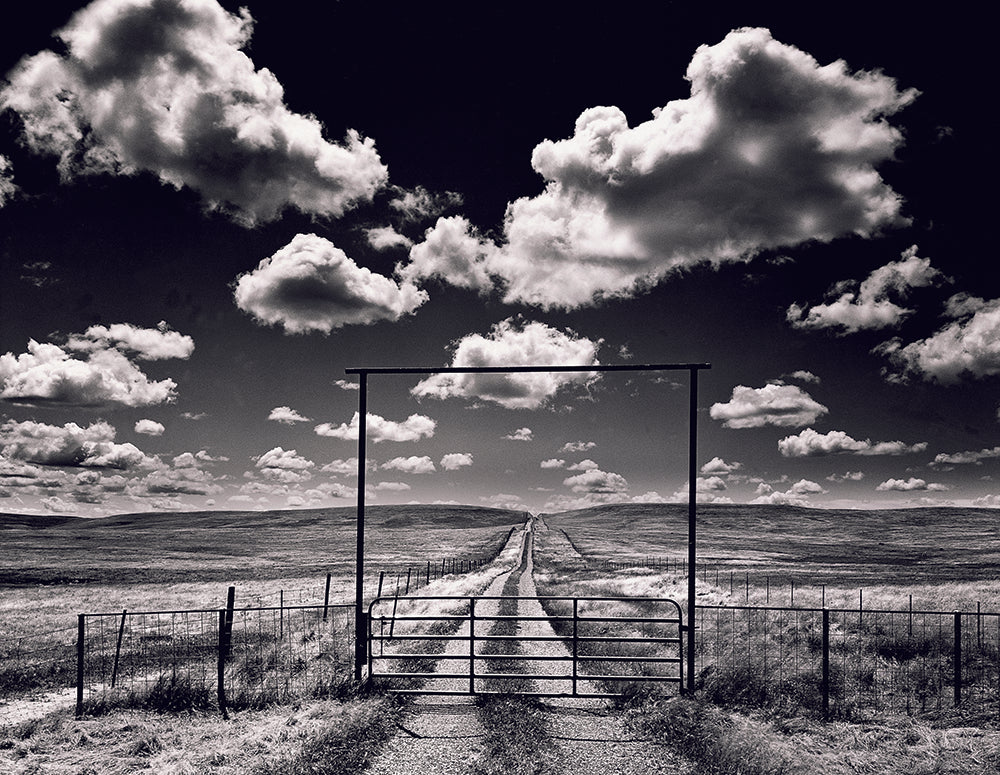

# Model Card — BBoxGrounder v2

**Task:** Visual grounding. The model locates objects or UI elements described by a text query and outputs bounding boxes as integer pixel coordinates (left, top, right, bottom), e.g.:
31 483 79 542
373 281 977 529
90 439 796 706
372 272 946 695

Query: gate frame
366 594 684 698
345 362 710 688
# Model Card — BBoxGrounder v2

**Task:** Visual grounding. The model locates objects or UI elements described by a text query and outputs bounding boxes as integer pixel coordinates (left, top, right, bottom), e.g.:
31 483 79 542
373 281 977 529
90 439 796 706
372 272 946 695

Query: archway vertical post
687 366 698 693
353 371 367 681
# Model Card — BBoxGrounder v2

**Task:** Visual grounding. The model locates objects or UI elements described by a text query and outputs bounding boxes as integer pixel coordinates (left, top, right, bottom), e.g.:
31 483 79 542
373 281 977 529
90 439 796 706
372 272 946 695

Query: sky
0 0 996 517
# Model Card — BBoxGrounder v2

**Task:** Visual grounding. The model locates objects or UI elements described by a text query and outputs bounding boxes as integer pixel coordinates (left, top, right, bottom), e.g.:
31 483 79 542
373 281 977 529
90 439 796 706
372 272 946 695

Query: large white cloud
315 412 436 443
234 234 427 334
411 318 601 409
400 27 916 309
0 419 157 469
0 323 191 408
440 453 473 471
398 216 494 291
710 383 828 428
787 246 946 334
778 427 927 457
0 0 386 224
134 419 165 436
875 295 1000 384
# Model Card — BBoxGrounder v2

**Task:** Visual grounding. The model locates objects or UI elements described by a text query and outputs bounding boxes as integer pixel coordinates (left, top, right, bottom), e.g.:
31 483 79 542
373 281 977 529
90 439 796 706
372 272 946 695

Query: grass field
2 500 1000 773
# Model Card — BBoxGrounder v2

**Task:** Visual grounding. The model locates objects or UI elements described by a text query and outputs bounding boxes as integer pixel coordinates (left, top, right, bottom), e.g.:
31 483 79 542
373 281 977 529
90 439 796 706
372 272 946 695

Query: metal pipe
354 371 368 681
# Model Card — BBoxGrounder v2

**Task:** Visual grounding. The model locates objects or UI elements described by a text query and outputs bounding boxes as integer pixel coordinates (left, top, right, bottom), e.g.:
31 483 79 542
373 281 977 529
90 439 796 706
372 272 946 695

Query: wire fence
74 603 354 717
695 605 1000 718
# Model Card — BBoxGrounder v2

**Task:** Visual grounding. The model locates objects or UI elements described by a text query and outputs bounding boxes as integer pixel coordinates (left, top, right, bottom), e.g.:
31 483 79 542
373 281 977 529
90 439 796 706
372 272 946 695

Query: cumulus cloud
134 419 165 436
504 427 533 441
787 246 946 334
0 0 386 225
397 216 494 291
440 453 473 471
876 477 949 492
930 446 1000 468
366 226 413 251
315 412 436 443
268 406 311 424
540 458 565 469
233 233 427 334
381 455 436 474
411 318 601 409
710 383 828 428
751 479 826 505
567 459 600 471
0 419 157 469
778 427 927 457
700 456 742 475
875 295 1000 384
0 323 191 408
333 379 360 391
401 28 915 309
560 440 597 453
669 476 733 504
253 446 314 483
787 370 820 384
563 467 629 494
142 466 221 496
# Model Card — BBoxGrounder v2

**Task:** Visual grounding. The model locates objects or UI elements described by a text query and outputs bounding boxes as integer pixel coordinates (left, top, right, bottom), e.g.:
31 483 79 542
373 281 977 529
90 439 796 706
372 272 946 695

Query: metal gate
366 595 683 698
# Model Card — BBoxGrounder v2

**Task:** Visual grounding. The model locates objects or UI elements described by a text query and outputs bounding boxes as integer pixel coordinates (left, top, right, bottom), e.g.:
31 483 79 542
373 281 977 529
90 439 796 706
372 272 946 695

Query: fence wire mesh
695 605 1000 717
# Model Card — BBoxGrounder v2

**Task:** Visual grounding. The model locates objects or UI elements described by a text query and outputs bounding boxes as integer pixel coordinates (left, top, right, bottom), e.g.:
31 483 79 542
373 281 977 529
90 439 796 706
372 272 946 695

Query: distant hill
1 504 527 532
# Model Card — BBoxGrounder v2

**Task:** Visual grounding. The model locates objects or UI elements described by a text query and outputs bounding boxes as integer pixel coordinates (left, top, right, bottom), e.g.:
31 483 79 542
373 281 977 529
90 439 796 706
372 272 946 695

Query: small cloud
389 185 464 222
252 447 314 484
563 467 628 494
381 456 436 474
504 427 533 442
567 459 600 471
778 428 927 458
366 225 413 251
560 441 596 453
268 406 312 424
786 370 820 384
826 471 865 482
374 481 411 491
540 458 566 469
315 412 436 443
930 446 1000 468
134 419 165 436
440 453 473 471
333 379 360 391
876 477 950 492
700 456 742 476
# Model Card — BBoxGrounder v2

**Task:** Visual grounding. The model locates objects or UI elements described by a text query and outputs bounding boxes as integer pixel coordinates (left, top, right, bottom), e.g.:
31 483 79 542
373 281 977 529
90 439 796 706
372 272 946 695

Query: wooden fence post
217 610 229 720
223 586 236 660
323 573 332 621
110 609 127 689
76 614 85 719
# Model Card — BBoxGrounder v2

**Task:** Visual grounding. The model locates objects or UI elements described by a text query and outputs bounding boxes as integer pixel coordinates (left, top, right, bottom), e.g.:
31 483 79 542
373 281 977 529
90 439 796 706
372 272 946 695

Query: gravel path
366 523 687 774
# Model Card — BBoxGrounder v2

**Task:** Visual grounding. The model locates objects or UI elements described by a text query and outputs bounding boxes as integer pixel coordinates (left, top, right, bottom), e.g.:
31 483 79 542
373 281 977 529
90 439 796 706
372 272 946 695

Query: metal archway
345 362 710 690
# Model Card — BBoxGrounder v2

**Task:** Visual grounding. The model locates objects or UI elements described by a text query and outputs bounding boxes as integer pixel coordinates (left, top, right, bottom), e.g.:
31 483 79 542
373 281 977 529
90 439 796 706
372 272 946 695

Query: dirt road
365 522 687 774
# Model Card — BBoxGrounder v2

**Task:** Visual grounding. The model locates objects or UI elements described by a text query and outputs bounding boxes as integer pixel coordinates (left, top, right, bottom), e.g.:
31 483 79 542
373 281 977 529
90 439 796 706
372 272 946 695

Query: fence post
323 573 332 621
217 610 229 720
405 567 411 594
954 612 962 707
426 561 431 585
822 609 830 718
279 591 284 639
76 614 85 719
377 571 385 598
223 586 236 660
111 609 127 689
